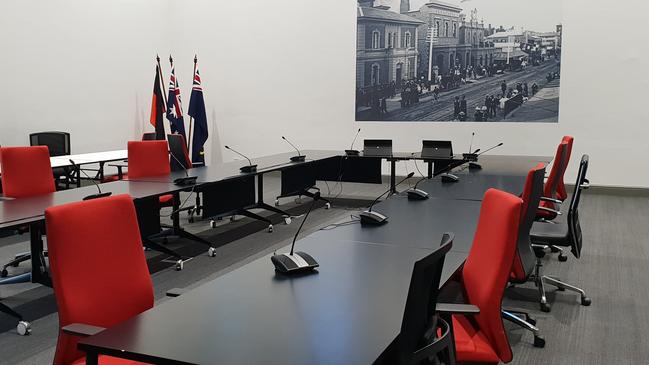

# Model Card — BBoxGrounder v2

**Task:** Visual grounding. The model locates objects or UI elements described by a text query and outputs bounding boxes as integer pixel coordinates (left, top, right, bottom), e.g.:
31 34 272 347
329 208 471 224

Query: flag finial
194 54 198 64
156 54 160 63
169 54 173 65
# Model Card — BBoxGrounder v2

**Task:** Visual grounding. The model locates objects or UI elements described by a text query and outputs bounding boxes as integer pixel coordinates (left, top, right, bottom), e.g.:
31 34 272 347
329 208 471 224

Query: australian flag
166 64 186 140
188 58 208 164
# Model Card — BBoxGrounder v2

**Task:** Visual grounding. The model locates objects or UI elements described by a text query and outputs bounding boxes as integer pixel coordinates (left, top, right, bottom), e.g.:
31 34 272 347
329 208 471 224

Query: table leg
29 222 51 287
257 173 264 204
427 162 433 179
390 160 396 194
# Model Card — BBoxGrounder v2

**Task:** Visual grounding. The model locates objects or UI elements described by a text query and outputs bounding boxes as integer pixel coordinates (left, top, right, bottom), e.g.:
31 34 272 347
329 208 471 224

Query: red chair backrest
540 141 568 214
511 164 545 281
462 188 522 363
557 136 574 201
45 195 154 365
127 140 170 179
0 146 56 198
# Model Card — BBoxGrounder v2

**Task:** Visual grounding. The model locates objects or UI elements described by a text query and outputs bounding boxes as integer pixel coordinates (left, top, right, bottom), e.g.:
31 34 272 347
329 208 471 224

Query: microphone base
407 188 429 200
469 162 482 170
360 210 388 225
440 173 460 183
345 149 360 156
240 164 257 173
290 155 306 162
462 153 479 162
82 192 112 201
271 252 319 274
174 176 198 186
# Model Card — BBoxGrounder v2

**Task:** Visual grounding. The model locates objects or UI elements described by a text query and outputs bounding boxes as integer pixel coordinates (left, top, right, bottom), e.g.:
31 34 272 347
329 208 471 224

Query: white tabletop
1 149 127 173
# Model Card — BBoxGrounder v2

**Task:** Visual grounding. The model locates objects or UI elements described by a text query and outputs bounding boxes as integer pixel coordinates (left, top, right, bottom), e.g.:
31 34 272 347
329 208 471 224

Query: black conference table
77 154 550 365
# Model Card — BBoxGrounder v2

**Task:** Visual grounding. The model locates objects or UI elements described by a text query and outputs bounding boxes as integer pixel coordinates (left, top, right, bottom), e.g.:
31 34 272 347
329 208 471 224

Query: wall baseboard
567 184 649 196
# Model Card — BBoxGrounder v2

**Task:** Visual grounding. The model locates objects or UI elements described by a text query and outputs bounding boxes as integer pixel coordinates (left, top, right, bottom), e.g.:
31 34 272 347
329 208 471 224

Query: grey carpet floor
0 173 646 364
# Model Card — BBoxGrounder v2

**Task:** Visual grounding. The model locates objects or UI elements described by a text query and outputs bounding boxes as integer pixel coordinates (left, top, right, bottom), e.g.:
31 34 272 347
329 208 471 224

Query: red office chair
128 141 215 265
536 141 568 221
437 189 522 364
502 163 547 348
1 146 56 283
0 146 55 198
556 136 574 201
127 140 174 207
101 134 158 182
45 195 152 365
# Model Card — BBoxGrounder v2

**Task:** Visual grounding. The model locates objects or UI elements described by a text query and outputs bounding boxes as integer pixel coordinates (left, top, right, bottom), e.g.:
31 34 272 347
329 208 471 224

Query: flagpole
156 55 168 109
187 54 197 151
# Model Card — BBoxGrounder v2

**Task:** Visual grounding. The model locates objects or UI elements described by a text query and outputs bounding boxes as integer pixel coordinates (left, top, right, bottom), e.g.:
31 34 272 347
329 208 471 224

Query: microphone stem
169 151 190 177
290 195 318 255
227 147 253 167
283 137 301 156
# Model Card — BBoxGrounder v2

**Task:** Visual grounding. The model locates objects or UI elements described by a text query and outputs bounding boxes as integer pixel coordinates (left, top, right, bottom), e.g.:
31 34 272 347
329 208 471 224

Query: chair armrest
538 206 562 215
166 288 187 297
580 179 590 189
540 196 562 204
436 303 480 315
62 323 106 337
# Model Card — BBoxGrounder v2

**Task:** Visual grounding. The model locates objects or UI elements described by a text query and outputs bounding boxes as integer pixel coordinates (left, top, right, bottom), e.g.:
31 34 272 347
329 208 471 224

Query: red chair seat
452 315 500 364
71 355 148 365
159 194 174 206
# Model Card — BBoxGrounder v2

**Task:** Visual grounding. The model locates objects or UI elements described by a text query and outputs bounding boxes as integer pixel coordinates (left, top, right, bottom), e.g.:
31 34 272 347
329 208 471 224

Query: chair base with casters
275 187 332 210
501 309 545 348
1 274 33 336
209 205 293 233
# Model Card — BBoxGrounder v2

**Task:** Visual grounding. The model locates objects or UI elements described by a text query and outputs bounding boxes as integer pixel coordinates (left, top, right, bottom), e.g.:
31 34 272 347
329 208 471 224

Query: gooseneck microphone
360 172 414 225
271 192 321 274
69 159 112 200
469 132 475 154
169 151 198 186
225 145 257 173
463 132 480 162
345 128 361 156
470 142 504 170
282 136 306 162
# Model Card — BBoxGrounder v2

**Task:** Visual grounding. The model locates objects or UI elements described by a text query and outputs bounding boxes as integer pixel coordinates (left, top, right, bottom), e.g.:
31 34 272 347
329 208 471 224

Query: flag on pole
150 56 167 140
166 56 186 140
188 56 208 163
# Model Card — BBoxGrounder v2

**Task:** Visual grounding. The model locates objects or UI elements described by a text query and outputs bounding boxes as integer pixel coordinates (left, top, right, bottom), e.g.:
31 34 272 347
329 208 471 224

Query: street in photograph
356 0 562 122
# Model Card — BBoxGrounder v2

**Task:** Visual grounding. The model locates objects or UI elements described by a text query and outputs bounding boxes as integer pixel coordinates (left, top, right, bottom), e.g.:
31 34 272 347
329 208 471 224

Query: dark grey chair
375 234 457 365
29 131 72 189
531 155 591 312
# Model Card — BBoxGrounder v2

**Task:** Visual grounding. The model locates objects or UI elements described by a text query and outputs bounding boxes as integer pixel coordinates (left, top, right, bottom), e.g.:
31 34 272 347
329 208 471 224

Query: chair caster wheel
268 225 274 233
175 260 184 271
17 321 31 336
581 296 591 306
325 203 331 209
284 217 292 225
208 247 217 257
1 269 7 278
533 335 546 348
540 302 551 312
275 199 280 207
558 254 568 262
210 220 217 228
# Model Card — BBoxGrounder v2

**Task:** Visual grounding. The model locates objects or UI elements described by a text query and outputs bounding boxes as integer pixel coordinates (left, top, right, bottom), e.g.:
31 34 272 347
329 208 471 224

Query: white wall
2 1 648 187
0 0 169 152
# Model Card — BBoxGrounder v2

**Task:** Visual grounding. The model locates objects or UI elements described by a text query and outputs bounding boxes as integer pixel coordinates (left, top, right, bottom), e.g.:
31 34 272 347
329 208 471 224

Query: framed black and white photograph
356 0 562 123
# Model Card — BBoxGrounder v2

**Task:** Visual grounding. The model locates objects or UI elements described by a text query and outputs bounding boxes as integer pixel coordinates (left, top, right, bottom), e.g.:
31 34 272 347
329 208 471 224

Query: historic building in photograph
356 0 424 89
406 0 472 78
459 11 496 69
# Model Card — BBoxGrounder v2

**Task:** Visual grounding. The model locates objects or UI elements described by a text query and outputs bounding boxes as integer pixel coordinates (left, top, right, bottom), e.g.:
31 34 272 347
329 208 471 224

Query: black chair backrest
396 234 454 364
142 133 157 141
568 155 589 258
517 165 546 278
167 134 192 171
29 132 70 157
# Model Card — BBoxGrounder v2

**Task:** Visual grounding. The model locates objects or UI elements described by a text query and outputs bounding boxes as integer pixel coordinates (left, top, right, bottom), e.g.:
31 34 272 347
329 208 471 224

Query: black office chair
29 131 72 189
167 134 202 222
142 132 157 141
375 234 456 365
531 155 591 312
